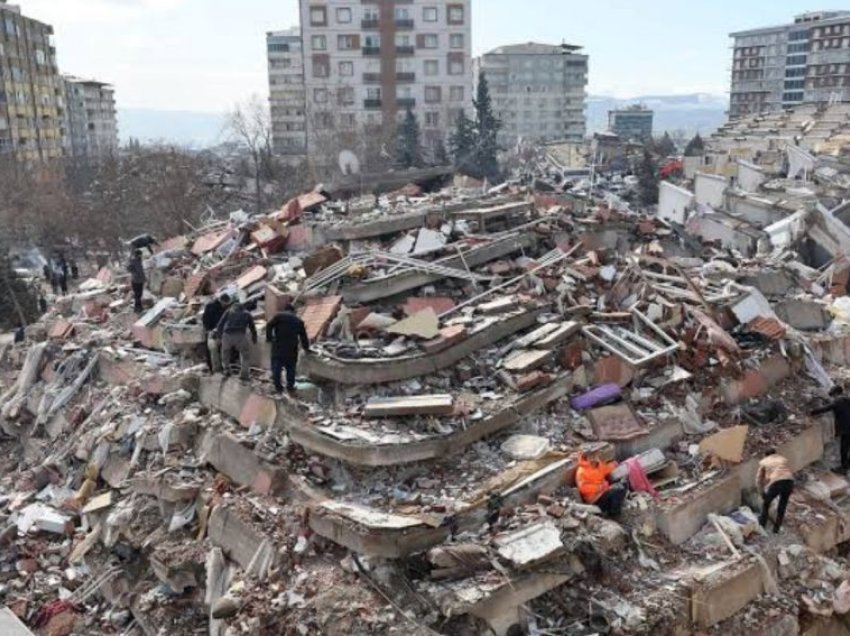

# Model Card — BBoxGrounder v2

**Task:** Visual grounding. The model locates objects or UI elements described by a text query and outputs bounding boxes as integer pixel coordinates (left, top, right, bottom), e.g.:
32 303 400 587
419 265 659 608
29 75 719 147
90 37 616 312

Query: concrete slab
690 560 766 628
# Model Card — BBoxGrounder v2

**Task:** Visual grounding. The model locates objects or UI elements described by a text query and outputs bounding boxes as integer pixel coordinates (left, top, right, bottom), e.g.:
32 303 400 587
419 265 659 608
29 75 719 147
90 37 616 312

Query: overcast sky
18 0 850 113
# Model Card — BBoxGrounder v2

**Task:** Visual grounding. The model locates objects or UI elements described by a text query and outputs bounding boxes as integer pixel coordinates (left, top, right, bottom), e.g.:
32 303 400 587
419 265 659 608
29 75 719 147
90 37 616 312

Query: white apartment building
730 11 850 118
63 76 118 161
298 0 472 170
476 43 588 147
267 28 307 161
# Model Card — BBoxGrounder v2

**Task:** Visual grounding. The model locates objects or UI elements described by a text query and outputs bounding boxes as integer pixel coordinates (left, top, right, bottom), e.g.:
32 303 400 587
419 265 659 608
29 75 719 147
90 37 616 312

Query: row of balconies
363 45 416 56
360 18 415 29
363 97 416 109
362 71 416 83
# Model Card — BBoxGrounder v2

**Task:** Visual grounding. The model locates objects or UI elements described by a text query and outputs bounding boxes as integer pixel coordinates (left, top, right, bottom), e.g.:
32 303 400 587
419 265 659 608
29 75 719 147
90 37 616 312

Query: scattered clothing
624 457 659 499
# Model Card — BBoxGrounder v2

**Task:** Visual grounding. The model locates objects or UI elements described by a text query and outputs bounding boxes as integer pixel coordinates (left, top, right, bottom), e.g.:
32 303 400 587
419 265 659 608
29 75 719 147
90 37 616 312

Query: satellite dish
338 150 361 176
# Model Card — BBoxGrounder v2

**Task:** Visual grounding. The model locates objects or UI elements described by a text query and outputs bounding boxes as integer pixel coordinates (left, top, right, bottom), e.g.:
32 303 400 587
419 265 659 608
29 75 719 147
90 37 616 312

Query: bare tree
225 95 272 215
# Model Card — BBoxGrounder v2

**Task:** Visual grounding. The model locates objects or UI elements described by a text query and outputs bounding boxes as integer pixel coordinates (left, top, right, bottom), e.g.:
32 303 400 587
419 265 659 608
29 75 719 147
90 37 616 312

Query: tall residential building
299 0 472 170
729 11 850 118
63 76 118 160
0 1 65 162
267 28 307 162
608 104 653 141
476 42 588 146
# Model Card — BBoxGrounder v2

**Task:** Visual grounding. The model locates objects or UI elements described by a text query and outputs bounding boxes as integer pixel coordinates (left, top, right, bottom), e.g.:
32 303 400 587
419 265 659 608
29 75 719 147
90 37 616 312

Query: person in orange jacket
576 451 627 517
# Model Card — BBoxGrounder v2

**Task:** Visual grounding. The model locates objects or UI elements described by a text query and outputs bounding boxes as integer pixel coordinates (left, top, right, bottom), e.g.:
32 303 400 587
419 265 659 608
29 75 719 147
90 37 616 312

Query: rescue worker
811 385 850 472
127 249 146 314
55 252 69 295
756 449 795 534
265 304 311 393
202 293 231 373
216 301 257 381
576 450 626 517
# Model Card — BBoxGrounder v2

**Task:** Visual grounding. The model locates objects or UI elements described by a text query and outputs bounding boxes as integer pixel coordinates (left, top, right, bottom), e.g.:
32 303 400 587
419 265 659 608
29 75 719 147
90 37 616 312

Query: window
786 67 806 78
338 35 358 50
311 35 326 51
784 79 805 90
787 42 808 53
394 7 410 19
340 113 356 128
423 7 438 22
450 86 465 102
425 86 442 103
396 59 413 72
783 91 804 102
310 6 327 26
449 34 464 49
339 61 353 76
336 7 352 23
313 88 328 103
338 87 354 106
366 87 382 101
364 34 381 49
449 58 464 75
448 5 464 24
425 112 440 127
786 54 806 65
424 60 439 76
315 112 332 129
395 34 412 47
397 86 413 99
422 34 438 49
34 49 45 66
363 7 379 21
312 57 330 78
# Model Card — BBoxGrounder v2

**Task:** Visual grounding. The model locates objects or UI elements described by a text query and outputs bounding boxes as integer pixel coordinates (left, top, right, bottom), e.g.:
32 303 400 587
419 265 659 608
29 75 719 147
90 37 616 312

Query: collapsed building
3 141 850 636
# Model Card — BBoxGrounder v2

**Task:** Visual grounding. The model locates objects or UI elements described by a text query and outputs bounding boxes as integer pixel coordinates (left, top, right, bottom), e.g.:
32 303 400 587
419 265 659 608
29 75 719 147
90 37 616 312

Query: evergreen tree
396 107 423 168
473 72 502 182
637 149 659 206
684 133 705 157
433 138 449 166
655 131 677 157
449 111 476 175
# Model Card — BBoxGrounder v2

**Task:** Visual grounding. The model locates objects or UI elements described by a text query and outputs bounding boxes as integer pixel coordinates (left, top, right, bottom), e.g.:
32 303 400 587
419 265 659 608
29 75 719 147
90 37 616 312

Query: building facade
298 0 472 170
608 104 653 141
0 1 65 162
63 76 118 160
267 28 307 162
729 11 850 118
476 42 588 147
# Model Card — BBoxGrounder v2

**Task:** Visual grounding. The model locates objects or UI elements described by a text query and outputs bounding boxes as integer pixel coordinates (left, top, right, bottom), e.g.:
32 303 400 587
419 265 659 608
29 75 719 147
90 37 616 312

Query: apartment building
477 42 588 146
0 1 65 162
729 11 850 118
267 28 307 162
298 0 472 169
608 104 653 141
63 76 118 161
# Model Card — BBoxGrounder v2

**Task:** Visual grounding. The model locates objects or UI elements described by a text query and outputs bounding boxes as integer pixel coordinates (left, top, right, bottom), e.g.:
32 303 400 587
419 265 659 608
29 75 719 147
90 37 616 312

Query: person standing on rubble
216 301 257 382
756 449 795 534
202 293 231 373
266 304 311 394
127 249 146 314
811 386 850 472
576 451 627 517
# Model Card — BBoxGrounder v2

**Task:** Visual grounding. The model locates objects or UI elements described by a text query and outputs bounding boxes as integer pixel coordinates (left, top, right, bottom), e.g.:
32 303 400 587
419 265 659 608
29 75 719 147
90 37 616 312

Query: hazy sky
19 0 850 113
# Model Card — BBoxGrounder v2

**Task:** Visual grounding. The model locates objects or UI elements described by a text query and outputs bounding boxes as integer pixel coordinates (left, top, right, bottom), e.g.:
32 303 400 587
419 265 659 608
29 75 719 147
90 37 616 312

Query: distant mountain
118 108 227 148
587 93 729 137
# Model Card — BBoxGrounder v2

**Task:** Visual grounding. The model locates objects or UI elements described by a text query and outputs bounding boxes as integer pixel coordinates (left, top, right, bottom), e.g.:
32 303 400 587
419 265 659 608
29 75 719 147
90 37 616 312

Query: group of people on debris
42 252 78 296
202 294 311 394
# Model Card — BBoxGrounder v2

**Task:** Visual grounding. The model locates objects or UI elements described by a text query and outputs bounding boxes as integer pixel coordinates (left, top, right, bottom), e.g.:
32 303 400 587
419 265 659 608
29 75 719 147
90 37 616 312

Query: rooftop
484 41 584 56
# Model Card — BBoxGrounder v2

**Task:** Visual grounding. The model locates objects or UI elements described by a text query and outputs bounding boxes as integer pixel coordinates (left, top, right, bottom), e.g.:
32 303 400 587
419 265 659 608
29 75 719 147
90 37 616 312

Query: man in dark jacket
202 293 231 372
127 249 146 313
812 385 850 471
266 304 311 393
216 302 257 381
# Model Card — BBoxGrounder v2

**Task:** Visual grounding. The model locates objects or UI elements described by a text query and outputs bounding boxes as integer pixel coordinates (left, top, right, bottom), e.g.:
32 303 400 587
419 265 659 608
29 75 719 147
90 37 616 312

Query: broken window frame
582 308 680 366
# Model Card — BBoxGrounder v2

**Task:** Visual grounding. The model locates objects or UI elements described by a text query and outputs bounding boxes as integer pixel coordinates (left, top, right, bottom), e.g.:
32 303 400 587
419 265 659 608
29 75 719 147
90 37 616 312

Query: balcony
361 18 379 29
397 97 416 109
363 72 382 83
396 72 415 83
362 46 381 56
395 18 414 29
395 45 415 56
364 98 383 109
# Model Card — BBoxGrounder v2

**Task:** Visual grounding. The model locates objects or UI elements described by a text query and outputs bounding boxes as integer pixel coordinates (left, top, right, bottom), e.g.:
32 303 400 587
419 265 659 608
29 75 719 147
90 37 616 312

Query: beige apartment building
63 76 118 161
267 28 307 162
0 1 65 162
297 0 472 170
477 42 588 147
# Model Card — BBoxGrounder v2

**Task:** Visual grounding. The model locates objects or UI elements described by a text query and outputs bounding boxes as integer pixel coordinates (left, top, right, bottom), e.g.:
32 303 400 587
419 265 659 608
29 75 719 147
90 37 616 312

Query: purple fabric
571 383 622 411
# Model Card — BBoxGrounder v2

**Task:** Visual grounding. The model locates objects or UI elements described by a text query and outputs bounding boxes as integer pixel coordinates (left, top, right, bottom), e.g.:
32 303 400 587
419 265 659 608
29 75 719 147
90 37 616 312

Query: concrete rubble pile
6 155 850 636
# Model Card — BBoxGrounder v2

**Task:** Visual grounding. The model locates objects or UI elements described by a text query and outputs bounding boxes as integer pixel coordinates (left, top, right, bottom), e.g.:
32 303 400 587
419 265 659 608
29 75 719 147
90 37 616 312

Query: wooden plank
503 349 552 372
533 321 581 349
364 394 454 418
